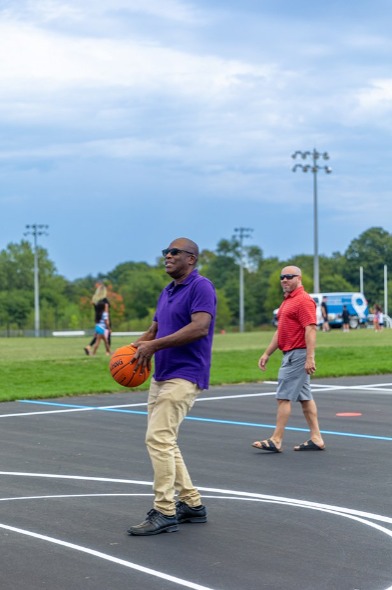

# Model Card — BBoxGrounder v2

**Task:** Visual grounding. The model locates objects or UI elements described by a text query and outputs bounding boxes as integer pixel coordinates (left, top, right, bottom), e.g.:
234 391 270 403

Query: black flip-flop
252 438 282 453
294 439 325 451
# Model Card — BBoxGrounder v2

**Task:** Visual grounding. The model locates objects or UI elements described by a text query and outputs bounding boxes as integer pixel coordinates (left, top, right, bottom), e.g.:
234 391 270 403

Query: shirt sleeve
190 278 216 318
298 296 317 326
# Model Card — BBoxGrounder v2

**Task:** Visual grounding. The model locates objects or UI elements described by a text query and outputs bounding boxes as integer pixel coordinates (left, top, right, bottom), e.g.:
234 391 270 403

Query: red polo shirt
277 286 316 352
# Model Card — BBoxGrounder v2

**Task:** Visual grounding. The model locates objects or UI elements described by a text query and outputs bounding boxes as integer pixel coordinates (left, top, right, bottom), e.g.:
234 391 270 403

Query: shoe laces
146 509 159 521
146 508 175 522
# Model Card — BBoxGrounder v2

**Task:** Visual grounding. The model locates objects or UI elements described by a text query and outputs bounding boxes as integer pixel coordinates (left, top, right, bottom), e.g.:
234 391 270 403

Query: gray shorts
276 349 313 402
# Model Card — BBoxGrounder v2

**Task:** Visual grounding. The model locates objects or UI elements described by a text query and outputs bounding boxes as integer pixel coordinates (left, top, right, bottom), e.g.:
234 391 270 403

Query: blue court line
18 399 392 442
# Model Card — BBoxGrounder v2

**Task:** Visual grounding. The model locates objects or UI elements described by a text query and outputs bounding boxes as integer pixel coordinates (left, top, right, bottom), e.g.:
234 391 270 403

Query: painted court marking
0 473 392 590
1 379 392 590
265 381 392 394
0 378 390 422
8 395 392 442
0 522 216 590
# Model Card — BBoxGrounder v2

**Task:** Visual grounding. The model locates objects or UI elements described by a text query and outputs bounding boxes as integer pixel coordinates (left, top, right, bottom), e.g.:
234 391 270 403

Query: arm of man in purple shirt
130 311 212 370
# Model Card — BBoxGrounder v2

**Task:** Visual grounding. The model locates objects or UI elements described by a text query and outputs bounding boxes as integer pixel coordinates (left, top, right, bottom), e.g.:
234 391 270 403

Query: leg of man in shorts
253 349 324 452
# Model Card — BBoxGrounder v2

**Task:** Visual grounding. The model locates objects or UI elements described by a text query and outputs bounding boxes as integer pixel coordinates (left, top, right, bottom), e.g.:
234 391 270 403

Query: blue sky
1 0 391 280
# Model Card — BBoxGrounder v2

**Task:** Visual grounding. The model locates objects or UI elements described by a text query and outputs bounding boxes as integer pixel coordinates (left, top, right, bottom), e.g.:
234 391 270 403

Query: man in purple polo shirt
127 237 216 536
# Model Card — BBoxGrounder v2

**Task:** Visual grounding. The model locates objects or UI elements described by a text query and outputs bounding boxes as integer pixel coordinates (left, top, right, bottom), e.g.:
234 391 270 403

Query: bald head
169 237 199 261
280 265 302 294
281 265 301 277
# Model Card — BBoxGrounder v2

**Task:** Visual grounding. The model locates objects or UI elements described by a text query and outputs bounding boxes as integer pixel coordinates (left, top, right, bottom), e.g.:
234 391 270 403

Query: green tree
0 241 74 332
0 241 35 291
344 227 392 304
288 253 354 293
210 237 264 328
108 262 167 325
215 289 232 331
1 290 32 331
264 269 284 319
203 254 239 327
2 228 390 334
287 254 313 278
319 274 354 293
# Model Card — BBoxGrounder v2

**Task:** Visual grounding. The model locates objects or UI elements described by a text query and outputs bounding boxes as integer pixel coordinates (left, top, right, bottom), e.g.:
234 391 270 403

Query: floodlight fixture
291 149 332 294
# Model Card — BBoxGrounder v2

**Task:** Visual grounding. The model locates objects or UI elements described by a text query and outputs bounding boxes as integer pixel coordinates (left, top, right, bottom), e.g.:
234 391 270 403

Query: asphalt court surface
1 375 392 590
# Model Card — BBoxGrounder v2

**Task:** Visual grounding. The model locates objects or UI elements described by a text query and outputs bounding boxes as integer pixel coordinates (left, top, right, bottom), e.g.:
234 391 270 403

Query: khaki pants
146 378 202 516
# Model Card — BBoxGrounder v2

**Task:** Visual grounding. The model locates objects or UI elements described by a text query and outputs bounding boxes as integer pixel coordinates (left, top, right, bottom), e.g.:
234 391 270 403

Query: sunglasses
280 274 299 280
162 248 195 257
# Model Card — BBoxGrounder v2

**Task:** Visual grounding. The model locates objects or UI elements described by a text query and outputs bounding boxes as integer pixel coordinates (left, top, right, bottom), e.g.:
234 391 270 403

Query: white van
312 292 369 329
272 292 369 329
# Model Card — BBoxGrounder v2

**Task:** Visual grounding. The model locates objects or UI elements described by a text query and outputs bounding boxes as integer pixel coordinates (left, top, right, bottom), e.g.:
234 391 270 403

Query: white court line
311 385 392 393
0 402 149 419
0 523 217 590
0 393 277 419
266 381 392 393
1 471 392 526
1 478 392 590
2 380 392 421
0 493 154 502
0 472 153 485
198 392 275 401
171 383 392 397
0 407 95 418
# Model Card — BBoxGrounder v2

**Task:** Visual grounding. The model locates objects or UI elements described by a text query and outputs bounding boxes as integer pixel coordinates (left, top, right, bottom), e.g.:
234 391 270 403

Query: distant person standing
379 306 384 331
374 304 383 332
84 282 111 355
342 305 350 332
252 266 325 453
321 296 330 332
91 299 111 356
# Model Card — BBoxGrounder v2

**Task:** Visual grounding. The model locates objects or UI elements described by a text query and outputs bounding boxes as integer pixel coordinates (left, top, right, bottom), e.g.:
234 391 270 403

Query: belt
283 348 306 355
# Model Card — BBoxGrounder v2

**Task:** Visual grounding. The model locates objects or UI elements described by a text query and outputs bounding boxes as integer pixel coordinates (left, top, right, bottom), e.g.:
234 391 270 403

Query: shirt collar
284 285 304 299
166 269 199 291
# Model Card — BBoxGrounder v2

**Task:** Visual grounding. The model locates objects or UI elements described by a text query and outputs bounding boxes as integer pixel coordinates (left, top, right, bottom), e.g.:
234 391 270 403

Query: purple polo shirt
153 269 216 390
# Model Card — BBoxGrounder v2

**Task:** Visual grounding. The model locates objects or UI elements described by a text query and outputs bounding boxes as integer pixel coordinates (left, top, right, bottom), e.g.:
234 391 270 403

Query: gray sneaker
176 501 207 523
127 509 178 536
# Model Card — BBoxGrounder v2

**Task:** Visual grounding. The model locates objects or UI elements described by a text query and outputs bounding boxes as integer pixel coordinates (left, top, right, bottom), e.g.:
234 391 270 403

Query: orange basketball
109 344 150 388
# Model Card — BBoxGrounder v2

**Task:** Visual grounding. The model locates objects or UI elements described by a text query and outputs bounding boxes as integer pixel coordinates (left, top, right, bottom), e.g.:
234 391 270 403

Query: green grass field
0 329 391 402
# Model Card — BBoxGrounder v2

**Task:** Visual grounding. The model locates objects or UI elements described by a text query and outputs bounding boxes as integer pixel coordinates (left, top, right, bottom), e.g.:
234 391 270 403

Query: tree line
0 227 391 335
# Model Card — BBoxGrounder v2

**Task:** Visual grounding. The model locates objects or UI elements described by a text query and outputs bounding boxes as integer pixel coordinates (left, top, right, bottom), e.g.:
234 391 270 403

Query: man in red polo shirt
252 266 325 453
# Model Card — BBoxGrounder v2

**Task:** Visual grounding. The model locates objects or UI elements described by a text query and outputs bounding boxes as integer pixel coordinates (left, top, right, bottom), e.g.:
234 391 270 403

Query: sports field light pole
292 149 332 294
24 224 49 337
384 265 388 318
234 227 253 333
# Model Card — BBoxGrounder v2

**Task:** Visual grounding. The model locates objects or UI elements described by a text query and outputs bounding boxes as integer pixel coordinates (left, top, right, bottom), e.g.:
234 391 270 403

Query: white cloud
0 15 292 145
356 79 392 112
0 137 182 161
0 21 277 92
345 32 391 51
0 0 391 279
2 0 200 26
